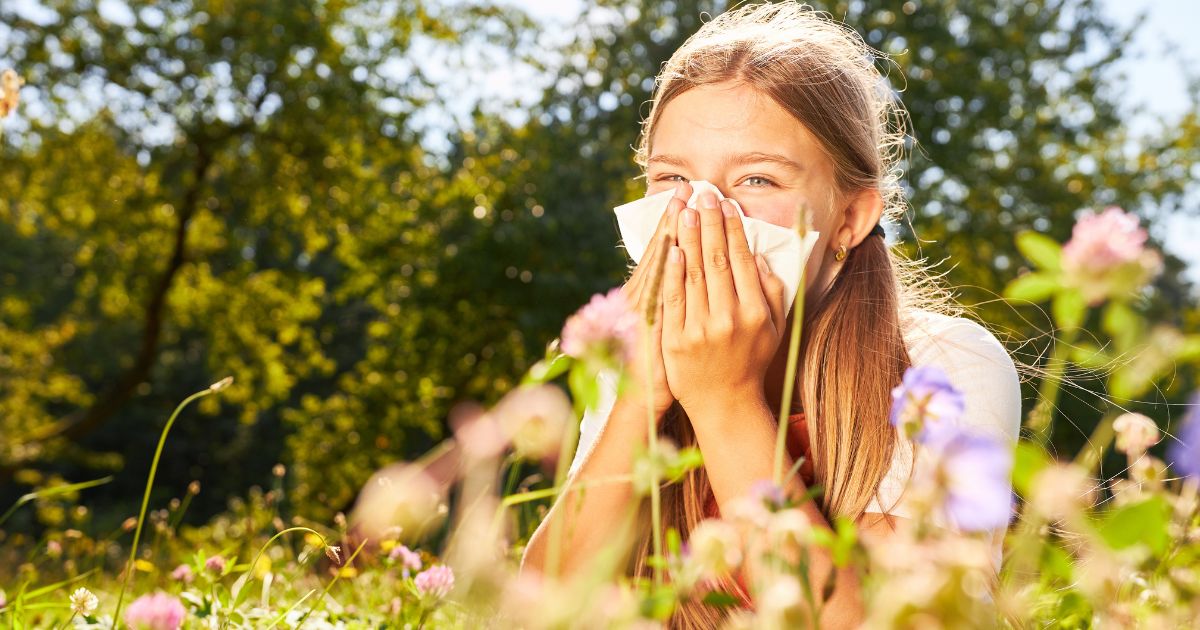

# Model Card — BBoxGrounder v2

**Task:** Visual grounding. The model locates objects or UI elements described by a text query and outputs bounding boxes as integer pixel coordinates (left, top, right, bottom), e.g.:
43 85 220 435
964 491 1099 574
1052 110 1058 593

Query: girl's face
645 81 850 295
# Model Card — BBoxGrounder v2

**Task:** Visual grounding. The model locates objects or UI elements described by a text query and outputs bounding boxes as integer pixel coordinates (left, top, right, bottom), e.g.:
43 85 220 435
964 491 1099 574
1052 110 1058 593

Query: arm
520 397 655 577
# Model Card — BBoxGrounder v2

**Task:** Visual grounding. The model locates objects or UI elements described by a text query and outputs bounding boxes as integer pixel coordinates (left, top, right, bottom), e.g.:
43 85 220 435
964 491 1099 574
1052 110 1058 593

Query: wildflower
187 480 201 495
934 430 1014 532
208 376 233 392
492 384 573 461
325 545 343 566
351 463 446 542
70 587 98 616
204 555 226 574
560 288 638 364
767 508 812 547
686 519 743 577
389 544 423 577
1061 207 1161 305
1168 392 1200 479
169 564 193 584
1028 464 1090 520
0 69 22 118
749 479 786 510
47 540 62 557
452 404 508 460
1112 412 1160 456
124 592 185 630
414 565 455 599
121 516 138 531
889 365 965 442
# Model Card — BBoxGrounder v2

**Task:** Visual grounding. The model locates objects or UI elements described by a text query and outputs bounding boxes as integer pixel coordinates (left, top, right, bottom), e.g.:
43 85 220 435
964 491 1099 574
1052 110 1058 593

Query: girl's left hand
660 191 788 415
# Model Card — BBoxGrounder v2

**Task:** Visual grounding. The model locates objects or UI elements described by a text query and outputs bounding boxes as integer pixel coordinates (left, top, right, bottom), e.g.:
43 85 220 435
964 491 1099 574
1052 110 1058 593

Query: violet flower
1169 392 1200 479
889 365 965 443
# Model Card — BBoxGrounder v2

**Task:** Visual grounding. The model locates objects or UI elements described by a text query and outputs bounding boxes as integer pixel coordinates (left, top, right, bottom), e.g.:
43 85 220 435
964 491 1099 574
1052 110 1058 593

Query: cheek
737 198 802 228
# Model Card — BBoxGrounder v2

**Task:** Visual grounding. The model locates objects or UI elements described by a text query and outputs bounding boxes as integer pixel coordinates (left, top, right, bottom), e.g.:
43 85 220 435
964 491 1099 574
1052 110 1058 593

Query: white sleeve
863 312 1022 568
567 369 621 478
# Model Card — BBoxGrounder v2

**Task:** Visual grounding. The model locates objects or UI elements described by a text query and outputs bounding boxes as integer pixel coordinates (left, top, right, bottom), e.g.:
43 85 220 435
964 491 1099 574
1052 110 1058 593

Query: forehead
649 82 824 167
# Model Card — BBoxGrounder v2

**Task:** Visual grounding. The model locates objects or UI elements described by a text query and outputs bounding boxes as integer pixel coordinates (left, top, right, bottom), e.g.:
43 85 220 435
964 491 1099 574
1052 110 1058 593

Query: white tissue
613 180 819 314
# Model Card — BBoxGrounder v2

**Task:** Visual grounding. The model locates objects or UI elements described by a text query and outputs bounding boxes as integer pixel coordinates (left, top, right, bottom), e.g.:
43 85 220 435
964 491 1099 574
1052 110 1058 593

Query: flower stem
112 379 230 625
774 203 809 485
1025 328 1078 445
641 235 672 586
294 539 368 628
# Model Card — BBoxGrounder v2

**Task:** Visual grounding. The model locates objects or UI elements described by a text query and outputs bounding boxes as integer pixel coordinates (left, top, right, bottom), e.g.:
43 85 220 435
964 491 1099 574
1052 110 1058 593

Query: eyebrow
647 152 805 173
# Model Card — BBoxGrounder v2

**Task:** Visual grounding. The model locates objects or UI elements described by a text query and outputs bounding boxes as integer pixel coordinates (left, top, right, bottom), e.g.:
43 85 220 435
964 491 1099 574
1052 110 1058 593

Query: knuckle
686 266 706 285
665 290 686 309
733 249 756 266
708 250 730 271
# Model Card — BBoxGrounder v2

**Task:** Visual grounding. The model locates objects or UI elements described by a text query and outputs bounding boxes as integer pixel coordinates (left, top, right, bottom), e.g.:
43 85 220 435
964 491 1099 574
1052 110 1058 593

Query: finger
756 254 787 333
625 186 687 301
662 244 686 336
722 199 761 304
696 192 735 314
676 206 708 324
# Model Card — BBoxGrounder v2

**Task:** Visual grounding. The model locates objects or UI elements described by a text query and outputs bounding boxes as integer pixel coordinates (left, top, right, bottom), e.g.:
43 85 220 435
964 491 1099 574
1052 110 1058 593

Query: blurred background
1 0 1197 534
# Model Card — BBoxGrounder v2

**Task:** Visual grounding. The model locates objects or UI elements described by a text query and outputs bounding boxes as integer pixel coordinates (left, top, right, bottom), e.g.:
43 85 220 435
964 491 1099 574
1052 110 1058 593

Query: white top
566 309 1022 567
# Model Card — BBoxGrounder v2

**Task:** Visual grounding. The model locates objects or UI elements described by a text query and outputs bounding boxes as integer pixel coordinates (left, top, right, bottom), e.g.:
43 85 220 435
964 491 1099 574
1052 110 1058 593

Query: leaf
1070 343 1111 370
640 586 677 621
522 353 571 385
1015 232 1063 271
568 365 600 413
1101 301 1140 349
1097 495 1170 555
1003 271 1059 303
1011 442 1050 498
1052 289 1087 330
701 591 741 608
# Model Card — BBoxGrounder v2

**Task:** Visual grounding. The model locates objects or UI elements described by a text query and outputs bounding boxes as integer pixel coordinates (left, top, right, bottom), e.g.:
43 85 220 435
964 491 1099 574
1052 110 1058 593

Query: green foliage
1 0 1197 532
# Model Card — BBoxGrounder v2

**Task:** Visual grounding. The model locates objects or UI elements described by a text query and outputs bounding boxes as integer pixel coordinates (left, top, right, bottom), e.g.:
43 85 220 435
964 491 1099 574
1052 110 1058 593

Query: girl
523 3 1020 627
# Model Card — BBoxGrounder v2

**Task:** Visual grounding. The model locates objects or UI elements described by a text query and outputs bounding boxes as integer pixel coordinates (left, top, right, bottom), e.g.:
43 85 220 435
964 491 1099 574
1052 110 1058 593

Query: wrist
681 390 774 431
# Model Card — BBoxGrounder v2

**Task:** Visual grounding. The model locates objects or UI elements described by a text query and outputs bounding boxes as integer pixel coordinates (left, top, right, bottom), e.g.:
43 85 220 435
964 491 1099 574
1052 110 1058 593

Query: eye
653 173 686 183
741 176 776 188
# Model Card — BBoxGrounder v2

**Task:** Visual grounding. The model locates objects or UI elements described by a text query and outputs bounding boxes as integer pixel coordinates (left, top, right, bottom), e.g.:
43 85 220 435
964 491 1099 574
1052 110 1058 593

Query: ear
832 188 884 250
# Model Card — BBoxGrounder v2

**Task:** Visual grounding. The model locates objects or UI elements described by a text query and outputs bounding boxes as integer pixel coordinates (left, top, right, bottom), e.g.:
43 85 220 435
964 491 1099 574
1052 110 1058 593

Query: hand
661 190 787 416
619 182 692 417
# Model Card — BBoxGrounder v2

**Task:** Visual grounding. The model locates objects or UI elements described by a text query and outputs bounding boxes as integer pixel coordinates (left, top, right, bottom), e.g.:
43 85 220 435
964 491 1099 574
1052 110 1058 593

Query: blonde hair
628 3 943 627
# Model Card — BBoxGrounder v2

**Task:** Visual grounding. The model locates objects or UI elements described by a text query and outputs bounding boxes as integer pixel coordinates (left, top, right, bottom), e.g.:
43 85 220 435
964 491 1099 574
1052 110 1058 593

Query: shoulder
900 309 1022 442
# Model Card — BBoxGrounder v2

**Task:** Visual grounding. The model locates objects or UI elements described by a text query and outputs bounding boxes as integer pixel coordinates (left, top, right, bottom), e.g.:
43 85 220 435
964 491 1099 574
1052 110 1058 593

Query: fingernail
721 201 735 218
670 246 682 262
700 192 718 209
673 182 689 200
683 209 698 227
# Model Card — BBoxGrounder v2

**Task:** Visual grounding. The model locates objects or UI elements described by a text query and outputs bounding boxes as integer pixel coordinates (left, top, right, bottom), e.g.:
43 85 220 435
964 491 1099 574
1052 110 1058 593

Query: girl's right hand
618 182 691 418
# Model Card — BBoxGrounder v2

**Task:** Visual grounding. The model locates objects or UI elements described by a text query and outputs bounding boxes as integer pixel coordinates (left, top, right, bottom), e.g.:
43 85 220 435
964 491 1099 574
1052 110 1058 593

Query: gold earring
834 244 848 261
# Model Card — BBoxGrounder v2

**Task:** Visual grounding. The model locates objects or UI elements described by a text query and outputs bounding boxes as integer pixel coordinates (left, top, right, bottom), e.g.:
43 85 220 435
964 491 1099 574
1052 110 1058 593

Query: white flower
70 587 98 616
686 519 742 577
1029 464 1091 520
1112 412 1160 456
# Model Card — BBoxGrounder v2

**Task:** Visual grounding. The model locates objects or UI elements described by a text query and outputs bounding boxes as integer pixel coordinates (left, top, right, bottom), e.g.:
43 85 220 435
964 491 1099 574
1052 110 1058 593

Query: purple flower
414 565 455 599
936 430 1014 532
560 288 638 363
169 564 193 584
890 366 965 443
1169 392 1200 479
124 592 185 630
203 555 226 574
749 479 786 510
389 544 423 577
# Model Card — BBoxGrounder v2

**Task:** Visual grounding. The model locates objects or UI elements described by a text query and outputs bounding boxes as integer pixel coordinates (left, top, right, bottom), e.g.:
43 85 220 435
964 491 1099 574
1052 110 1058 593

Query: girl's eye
742 176 775 188
656 174 686 182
